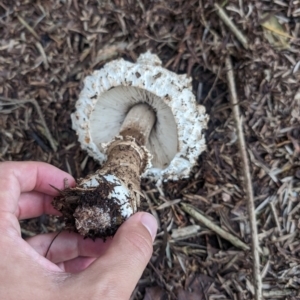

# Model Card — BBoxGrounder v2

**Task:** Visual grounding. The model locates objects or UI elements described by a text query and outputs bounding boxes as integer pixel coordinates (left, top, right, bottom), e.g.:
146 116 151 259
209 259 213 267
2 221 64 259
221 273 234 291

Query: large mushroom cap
71 52 208 181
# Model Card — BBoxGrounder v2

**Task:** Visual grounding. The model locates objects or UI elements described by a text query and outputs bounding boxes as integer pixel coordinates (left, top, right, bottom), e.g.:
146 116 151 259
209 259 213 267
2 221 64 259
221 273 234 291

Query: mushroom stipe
52 52 208 239
53 135 149 239
53 103 155 239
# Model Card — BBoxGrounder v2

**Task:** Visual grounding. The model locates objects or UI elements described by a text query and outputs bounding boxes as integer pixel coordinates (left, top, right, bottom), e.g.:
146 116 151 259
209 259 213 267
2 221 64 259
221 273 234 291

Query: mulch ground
1 1 300 299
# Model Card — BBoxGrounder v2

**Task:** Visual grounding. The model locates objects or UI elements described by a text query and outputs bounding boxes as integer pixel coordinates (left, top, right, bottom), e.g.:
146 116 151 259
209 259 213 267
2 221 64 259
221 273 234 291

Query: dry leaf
261 15 291 49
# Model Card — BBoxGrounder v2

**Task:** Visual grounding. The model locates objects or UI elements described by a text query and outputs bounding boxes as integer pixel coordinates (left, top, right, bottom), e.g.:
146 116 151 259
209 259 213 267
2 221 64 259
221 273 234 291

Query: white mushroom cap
71 52 208 181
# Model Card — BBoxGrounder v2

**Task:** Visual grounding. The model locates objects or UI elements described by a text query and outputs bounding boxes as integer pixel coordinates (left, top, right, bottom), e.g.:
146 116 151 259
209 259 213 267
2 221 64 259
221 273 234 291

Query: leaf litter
1 0 300 299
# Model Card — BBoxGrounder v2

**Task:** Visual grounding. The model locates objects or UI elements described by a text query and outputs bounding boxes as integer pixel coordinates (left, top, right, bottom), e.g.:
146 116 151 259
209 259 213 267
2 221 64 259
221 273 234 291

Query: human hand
0 161 157 299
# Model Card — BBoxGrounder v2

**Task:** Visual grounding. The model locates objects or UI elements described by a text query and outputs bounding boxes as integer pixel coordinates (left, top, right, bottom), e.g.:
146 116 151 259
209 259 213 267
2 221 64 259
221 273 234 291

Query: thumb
68 212 157 299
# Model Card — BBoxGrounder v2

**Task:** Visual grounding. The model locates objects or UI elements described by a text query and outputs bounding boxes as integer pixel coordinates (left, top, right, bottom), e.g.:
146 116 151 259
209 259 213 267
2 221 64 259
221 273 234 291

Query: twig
180 202 250 251
143 191 161 229
225 56 262 300
21 228 35 237
269 201 281 232
35 41 49 70
203 66 221 103
262 289 298 298
261 23 294 40
17 15 40 40
214 3 249 49
0 96 57 151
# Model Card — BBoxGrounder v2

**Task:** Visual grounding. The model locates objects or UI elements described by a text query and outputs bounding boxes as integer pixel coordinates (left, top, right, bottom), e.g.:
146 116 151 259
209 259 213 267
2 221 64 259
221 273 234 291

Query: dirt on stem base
52 136 150 239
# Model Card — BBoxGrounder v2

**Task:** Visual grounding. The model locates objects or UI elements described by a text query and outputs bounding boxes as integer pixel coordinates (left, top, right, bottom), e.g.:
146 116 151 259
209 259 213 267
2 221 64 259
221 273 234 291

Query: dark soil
52 175 126 239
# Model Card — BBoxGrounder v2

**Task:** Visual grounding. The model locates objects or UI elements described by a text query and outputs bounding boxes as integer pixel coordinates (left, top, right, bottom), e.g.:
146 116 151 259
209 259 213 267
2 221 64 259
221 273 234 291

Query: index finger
0 161 75 215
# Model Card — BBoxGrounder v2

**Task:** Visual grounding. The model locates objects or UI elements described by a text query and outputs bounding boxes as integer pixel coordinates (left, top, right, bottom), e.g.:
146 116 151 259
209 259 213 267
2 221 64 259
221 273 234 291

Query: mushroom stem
98 103 156 191
53 105 156 239
99 136 146 192
119 103 156 146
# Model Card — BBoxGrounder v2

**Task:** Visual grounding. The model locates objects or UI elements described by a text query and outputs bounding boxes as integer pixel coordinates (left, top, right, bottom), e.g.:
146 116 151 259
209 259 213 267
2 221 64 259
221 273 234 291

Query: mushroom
53 52 208 239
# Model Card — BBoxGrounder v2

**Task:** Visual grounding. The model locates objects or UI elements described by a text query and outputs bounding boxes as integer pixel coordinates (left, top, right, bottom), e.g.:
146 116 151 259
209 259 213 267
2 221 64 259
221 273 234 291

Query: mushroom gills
89 86 178 170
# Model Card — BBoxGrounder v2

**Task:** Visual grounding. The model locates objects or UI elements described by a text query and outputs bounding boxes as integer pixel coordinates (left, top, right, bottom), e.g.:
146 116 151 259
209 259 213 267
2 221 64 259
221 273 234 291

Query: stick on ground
214 3 249 49
181 202 250 251
225 56 262 300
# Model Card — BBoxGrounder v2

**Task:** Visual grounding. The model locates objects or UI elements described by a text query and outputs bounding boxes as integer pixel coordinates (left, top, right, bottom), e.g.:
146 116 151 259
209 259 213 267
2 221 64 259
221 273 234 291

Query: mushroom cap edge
71 52 209 182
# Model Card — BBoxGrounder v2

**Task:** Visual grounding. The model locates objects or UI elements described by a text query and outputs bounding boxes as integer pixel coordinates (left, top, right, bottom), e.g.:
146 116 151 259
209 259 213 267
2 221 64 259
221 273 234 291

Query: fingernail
141 213 157 242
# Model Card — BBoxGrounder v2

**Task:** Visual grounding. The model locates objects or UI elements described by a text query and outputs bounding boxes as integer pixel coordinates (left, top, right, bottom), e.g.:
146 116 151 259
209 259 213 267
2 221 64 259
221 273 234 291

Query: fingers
57 256 96 273
0 161 75 217
26 231 112 264
18 191 60 219
67 213 157 299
